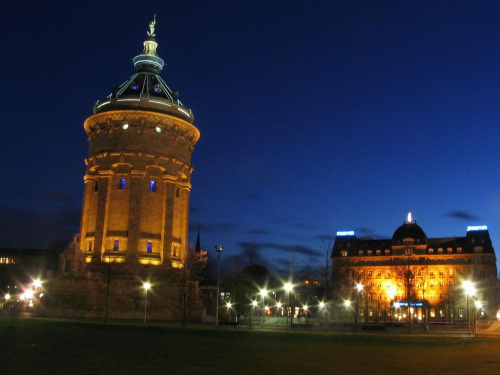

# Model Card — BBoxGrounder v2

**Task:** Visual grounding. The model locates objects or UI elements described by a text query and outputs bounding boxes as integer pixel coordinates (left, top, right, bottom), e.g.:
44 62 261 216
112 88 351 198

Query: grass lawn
1 318 499 375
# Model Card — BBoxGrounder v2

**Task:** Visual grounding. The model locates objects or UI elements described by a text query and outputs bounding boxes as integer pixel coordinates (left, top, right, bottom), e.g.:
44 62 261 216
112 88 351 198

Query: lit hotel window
114 240 120 251
119 178 126 190
150 180 157 192
147 241 152 253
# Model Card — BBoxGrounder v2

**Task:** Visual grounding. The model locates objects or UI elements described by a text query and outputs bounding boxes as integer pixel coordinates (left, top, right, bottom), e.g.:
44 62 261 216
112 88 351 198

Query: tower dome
93 15 194 124
392 213 427 245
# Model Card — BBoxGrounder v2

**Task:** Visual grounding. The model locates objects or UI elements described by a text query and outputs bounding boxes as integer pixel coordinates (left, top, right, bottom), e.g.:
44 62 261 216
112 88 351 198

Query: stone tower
79 18 200 268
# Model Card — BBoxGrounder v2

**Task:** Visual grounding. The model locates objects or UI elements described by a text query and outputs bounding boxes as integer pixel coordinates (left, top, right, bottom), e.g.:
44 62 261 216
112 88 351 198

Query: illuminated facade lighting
467 225 488 231
336 230 355 236
332 216 498 322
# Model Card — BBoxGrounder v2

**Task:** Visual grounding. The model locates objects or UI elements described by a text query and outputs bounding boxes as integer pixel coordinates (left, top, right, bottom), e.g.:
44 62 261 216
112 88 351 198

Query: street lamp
355 283 363 330
344 299 351 322
214 245 224 328
474 300 483 333
250 300 258 329
259 289 267 324
143 282 151 323
463 281 475 336
284 283 293 330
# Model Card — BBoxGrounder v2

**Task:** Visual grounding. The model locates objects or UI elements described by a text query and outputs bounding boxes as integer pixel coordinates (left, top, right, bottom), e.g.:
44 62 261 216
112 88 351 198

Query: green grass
1 318 499 374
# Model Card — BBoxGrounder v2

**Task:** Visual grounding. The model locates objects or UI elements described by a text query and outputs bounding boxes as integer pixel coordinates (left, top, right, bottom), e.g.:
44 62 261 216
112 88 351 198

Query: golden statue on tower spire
147 14 156 38
142 15 158 56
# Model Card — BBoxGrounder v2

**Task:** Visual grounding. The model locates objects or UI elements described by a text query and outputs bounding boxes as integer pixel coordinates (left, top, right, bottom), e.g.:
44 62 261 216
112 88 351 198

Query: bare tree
320 238 333 299
178 244 208 327
241 241 263 266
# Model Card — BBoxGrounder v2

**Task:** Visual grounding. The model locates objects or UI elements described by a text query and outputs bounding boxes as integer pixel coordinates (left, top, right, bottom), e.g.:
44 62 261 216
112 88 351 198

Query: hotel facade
331 216 499 323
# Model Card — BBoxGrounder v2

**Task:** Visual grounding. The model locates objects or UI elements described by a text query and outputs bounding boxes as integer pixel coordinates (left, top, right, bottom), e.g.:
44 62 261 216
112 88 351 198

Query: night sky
3 1 500 275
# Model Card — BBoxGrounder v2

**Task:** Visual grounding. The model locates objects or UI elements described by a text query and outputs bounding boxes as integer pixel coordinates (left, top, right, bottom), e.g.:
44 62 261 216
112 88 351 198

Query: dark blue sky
3 1 500 275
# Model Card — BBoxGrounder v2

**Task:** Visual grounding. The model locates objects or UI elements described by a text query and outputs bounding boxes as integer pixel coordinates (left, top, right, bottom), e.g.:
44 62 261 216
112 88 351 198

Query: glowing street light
4 293 10 301
259 289 267 324
284 283 293 330
355 283 363 330
344 299 351 322
33 279 42 289
463 281 475 336
24 290 34 300
214 245 224 328
276 301 282 316
143 282 151 323
226 301 232 309
474 300 483 333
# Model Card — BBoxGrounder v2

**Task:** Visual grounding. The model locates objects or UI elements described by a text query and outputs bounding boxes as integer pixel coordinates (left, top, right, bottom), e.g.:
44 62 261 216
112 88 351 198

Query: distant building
332 215 499 323
0 248 60 287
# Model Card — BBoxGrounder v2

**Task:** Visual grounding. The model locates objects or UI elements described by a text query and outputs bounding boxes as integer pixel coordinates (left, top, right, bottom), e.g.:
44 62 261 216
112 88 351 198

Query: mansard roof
332 225 495 258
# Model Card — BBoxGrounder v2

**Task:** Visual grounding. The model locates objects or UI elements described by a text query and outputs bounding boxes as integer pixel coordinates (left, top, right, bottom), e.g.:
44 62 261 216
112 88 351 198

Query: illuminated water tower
79 17 200 268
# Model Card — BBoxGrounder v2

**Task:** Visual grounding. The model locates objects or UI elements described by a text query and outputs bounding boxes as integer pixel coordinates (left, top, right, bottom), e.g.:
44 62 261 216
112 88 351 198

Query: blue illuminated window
146 241 152 253
113 240 120 251
153 86 161 93
119 178 126 190
150 180 157 192
131 85 138 90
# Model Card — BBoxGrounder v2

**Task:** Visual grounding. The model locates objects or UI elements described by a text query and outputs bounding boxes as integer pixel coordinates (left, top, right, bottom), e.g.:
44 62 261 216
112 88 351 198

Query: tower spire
142 15 160 57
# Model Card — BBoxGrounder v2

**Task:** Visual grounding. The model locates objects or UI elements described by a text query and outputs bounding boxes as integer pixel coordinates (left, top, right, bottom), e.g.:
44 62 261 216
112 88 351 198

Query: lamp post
143 282 151 324
276 301 282 319
474 300 482 333
463 281 475 336
250 300 258 329
355 283 363 330
260 289 267 325
215 245 224 328
284 283 293 330
344 300 351 323
32 278 42 314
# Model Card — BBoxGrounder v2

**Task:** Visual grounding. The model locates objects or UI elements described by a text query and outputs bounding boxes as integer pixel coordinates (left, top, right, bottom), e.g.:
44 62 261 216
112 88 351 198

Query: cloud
233 240 321 258
260 242 322 257
188 221 238 234
42 191 74 205
292 222 319 231
246 228 271 236
312 234 335 241
0 204 80 249
444 210 478 221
